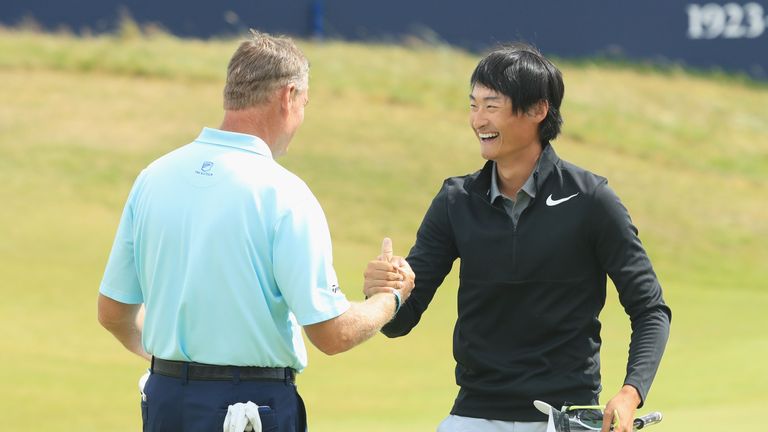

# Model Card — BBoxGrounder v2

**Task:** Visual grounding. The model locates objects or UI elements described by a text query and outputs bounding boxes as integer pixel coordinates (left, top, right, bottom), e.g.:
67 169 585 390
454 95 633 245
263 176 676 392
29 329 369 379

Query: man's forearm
105 319 150 360
339 293 399 348
624 307 670 405
98 295 150 360
305 292 398 355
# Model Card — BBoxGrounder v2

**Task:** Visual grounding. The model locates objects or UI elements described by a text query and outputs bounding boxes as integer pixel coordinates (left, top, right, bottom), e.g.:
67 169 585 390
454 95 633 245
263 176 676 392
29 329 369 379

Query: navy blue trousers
141 372 307 432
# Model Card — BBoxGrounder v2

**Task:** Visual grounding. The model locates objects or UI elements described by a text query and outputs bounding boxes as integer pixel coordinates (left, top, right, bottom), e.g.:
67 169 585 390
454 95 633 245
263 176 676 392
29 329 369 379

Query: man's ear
278 84 295 113
528 99 549 122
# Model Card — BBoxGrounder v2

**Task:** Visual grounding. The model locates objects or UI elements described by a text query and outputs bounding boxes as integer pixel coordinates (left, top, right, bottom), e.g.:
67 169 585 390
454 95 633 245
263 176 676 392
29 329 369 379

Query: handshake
363 238 416 310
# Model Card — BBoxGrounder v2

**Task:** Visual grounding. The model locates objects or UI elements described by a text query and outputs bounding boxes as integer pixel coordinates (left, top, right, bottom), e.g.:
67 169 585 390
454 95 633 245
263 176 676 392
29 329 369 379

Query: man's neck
219 108 283 156
494 142 543 197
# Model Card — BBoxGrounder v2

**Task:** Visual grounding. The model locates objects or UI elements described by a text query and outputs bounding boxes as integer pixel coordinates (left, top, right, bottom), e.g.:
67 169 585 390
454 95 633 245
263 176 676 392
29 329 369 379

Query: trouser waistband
151 357 295 383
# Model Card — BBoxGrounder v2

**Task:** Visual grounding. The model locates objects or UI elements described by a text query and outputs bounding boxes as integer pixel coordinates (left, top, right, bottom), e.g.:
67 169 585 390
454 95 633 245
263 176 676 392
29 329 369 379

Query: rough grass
1 29 766 431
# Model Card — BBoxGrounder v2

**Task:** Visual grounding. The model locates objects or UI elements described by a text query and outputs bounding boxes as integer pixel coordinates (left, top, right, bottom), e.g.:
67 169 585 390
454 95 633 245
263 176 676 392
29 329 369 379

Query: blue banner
2 0 766 78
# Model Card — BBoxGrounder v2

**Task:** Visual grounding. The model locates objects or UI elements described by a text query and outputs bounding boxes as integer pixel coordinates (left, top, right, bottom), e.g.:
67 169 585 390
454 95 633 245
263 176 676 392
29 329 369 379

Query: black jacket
382 144 671 421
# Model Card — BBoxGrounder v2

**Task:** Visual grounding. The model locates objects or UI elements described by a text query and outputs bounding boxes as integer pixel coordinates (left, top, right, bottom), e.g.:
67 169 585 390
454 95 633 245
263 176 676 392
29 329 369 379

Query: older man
98 30 414 432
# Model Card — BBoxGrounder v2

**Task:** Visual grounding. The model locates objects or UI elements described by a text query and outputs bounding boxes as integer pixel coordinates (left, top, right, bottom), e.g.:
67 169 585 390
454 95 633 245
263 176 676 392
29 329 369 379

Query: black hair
470 42 564 143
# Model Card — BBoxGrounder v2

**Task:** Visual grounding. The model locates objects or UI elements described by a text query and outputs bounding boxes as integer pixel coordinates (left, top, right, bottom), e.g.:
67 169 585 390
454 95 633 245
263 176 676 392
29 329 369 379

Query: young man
364 43 671 432
98 31 414 432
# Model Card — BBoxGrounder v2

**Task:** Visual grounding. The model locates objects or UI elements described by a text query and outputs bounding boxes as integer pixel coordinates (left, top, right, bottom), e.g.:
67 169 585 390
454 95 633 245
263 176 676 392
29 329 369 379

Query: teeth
479 132 499 139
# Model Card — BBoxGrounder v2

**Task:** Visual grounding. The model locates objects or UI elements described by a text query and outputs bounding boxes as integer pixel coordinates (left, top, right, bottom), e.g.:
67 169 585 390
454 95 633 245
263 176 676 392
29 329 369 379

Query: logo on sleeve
330 283 341 294
195 161 214 176
546 192 579 207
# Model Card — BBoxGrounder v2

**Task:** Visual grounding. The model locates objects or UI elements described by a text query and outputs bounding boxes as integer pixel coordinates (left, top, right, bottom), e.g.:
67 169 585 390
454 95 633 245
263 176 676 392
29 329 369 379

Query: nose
470 110 487 130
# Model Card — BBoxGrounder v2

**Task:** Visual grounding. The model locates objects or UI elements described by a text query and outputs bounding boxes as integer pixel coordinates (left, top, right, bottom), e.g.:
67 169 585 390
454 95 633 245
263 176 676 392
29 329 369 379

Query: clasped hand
363 238 415 303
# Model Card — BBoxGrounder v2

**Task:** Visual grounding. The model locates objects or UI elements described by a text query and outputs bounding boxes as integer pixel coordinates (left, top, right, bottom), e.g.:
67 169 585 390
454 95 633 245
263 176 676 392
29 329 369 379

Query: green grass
1 29 766 431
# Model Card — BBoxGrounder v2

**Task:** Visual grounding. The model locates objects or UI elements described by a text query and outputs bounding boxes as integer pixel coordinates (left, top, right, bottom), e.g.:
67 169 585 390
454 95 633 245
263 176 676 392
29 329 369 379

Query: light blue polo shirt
99 127 350 371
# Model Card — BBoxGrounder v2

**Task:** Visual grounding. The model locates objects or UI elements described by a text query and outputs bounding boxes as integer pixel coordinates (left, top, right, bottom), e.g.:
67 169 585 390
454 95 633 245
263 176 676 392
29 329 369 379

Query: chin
479 148 496 161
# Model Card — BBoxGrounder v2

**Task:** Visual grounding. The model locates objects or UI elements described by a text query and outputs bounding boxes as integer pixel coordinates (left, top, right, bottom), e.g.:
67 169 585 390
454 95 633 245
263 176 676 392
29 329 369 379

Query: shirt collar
193 127 273 159
489 157 540 202
469 144 561 199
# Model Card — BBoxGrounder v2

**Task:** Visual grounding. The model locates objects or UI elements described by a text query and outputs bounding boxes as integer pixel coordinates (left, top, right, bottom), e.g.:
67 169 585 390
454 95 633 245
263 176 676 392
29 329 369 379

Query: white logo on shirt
546 193 579 207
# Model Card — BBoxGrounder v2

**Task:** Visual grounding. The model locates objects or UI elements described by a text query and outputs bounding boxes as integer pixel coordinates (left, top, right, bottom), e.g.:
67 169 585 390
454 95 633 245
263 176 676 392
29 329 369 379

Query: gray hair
223 30 309 110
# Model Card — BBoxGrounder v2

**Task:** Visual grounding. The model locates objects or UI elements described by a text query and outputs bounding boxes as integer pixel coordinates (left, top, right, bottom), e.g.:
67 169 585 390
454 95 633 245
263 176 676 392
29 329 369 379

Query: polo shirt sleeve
99 173 145 305
272 189 350 326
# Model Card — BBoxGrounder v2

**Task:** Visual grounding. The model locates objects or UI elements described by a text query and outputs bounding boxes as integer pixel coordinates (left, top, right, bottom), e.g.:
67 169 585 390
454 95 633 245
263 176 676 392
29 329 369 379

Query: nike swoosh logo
546 193 579 206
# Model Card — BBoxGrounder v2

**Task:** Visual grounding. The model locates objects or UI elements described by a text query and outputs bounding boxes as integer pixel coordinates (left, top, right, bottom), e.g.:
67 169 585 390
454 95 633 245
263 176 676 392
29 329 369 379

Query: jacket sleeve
590 180 672 406
381 182 459 337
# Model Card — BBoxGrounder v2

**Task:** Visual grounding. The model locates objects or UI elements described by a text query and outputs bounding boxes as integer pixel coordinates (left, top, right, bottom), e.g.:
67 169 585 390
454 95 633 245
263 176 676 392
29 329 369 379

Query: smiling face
469 85 544 164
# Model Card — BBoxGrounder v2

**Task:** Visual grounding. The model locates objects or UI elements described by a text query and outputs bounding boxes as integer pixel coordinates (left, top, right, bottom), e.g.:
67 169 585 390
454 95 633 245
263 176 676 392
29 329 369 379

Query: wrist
621 384 642 407
391 290 401 315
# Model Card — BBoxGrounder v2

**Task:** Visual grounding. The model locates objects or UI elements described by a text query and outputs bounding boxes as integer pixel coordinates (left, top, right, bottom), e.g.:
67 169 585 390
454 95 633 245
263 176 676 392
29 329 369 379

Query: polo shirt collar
534 142 560 191
194 127 273 159
470 142 560 199
490 159 539 203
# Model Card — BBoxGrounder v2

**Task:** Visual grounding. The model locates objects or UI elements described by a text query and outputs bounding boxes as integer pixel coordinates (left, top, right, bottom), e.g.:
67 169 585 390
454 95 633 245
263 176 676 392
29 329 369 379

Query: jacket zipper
477 191 519 274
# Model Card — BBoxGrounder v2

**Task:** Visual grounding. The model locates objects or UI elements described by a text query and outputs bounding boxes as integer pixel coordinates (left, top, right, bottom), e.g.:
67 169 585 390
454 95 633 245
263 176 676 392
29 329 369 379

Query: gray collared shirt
490 160 538 226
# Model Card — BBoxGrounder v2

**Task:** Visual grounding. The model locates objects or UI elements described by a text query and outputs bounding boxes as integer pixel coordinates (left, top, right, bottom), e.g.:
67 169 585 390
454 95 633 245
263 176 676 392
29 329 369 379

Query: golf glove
223 401 262 432
138 369 150 401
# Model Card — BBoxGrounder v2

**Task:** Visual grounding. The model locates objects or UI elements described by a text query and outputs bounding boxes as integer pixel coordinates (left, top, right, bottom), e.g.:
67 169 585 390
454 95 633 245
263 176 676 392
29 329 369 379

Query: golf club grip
633 412 663 429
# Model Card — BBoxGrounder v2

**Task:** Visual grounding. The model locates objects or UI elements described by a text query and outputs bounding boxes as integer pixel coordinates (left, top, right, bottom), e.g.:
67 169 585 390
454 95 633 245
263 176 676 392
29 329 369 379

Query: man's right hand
363 237 415 303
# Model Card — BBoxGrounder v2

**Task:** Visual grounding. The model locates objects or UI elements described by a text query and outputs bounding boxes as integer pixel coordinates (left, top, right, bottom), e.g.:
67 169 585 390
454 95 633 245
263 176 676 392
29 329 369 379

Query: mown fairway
0 29 766 431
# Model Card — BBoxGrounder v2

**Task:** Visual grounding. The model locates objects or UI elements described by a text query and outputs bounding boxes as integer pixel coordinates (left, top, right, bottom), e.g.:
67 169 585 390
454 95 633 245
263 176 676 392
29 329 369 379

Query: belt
151 357 295 383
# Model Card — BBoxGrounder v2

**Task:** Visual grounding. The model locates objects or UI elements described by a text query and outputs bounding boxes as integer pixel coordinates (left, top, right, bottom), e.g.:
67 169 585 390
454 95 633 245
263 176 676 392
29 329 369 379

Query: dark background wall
3 0 767 78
